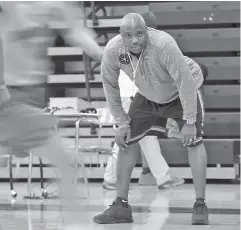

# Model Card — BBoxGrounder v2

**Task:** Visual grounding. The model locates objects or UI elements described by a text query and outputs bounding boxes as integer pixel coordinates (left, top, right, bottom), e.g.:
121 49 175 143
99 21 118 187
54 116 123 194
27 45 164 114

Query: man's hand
0 86 10 107
115 126 131 150
181 122 197 146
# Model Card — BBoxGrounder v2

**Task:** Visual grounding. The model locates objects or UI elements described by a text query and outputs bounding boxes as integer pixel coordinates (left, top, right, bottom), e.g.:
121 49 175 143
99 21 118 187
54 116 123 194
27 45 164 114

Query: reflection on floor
0 182 239 230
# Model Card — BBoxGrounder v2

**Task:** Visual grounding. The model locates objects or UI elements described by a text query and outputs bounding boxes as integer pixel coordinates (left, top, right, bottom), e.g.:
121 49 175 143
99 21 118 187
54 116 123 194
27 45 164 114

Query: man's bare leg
187 143 207 199
141 150 149 168
116 143 140 200
139 136 185 188
139 136 169 185
187 143 209 225
93 143 140 224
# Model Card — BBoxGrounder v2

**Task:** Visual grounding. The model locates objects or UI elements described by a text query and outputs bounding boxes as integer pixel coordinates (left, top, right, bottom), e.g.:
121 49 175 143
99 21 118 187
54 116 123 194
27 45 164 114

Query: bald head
120 13 148 53
120 13 146 31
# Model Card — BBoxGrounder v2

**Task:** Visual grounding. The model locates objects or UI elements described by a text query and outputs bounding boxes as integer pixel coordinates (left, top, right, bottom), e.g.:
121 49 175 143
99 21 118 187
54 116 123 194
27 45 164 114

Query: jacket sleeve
101 46 130 126
159 41 197 123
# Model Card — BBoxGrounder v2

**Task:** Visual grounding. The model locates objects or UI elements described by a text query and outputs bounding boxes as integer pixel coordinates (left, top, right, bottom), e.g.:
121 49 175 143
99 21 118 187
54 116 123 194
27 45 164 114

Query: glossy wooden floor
0 182 239 230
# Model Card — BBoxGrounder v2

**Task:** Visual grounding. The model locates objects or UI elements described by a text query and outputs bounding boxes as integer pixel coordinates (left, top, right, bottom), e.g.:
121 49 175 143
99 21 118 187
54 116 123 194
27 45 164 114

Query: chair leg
97 124 102 168
78 153 89 196
75 119 89 196
27 152 33 196
39 157 47 198
98 124 102 146
9 153 17 198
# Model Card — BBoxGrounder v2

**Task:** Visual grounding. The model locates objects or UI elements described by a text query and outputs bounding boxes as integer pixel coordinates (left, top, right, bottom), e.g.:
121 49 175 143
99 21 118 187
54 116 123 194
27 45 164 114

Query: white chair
13 107 115 199
8 148 47 199
69 107 116 196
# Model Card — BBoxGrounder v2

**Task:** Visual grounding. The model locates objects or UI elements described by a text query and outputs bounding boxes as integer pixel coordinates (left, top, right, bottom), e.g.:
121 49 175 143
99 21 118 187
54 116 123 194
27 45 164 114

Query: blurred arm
57 2 103 62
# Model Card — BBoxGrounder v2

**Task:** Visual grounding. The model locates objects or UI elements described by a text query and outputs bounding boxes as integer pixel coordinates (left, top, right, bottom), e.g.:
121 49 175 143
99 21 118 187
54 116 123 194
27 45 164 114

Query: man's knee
187 141 205 151
120 143 140 155
117 144 140 166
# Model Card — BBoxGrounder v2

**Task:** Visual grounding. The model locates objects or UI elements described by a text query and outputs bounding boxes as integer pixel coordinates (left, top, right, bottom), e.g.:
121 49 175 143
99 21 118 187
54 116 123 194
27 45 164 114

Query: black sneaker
93 199 133 224
192 199 209 225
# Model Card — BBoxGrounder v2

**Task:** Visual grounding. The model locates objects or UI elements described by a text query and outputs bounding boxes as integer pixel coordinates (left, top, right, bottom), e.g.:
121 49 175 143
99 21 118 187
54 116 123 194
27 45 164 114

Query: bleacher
3 1 240 182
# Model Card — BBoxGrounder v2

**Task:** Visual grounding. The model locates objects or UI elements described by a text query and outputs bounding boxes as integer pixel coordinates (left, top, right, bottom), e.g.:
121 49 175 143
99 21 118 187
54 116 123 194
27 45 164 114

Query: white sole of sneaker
94 217 134 224
159 179 185 189
102 184 116 190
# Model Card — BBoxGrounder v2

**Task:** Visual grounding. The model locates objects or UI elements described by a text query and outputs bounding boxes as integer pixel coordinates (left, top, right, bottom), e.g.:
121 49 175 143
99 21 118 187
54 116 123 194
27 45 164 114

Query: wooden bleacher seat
149 1 240 26
48 57 240 84
48 47 85 56
94 28 240 52
58 137 238 167
165 28 240 53
49 19 121 30
204 112 239 137
47 74 102 84
57 112 239 138
11 138 237 167
65 86 240 111
65 61 100 74
204 85 240 110
95 28 240 52
81 89 240 111
49 2 240 29
47 28 240 58
193 57 240 81
158 139 239 165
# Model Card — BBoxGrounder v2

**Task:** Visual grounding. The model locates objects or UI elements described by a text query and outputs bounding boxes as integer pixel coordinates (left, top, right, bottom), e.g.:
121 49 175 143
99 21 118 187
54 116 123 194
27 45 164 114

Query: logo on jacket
119 54 131 65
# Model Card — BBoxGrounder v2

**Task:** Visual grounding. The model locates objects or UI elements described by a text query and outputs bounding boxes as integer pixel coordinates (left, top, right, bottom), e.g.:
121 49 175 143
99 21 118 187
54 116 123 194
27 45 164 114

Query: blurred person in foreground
103 11 185 190
94 13 209 225
0 2 102 229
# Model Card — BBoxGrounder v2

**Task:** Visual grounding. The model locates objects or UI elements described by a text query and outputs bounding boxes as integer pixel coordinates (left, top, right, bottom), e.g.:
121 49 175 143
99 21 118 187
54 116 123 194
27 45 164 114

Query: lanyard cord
127 50 144 80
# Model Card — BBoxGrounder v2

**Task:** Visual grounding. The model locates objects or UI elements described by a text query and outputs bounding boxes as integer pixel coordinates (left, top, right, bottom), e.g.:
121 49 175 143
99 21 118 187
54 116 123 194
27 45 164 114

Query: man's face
120 26 148 54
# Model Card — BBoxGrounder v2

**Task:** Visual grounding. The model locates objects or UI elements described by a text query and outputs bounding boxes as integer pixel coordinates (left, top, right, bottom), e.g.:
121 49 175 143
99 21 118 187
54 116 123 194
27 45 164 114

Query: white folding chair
70 107 116 197
8 149 47 199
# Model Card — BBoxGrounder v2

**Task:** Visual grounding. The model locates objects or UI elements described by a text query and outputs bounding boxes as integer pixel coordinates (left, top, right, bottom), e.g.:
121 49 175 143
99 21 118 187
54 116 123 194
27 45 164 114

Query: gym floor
0 182 239 230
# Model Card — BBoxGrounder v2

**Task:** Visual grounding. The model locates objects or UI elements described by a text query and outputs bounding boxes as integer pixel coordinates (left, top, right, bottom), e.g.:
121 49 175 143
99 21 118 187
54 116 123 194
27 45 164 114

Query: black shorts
127 89 204 147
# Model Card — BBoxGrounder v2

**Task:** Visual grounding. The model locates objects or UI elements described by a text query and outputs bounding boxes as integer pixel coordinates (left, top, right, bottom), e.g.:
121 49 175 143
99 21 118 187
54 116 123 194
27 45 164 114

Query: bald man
94 13 209 225
103 11 185 190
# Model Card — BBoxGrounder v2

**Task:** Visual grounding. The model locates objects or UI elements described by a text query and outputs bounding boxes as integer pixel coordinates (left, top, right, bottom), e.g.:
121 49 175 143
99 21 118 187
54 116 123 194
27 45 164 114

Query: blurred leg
103 143 118 189
139 136 169 185
32 135 83 226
